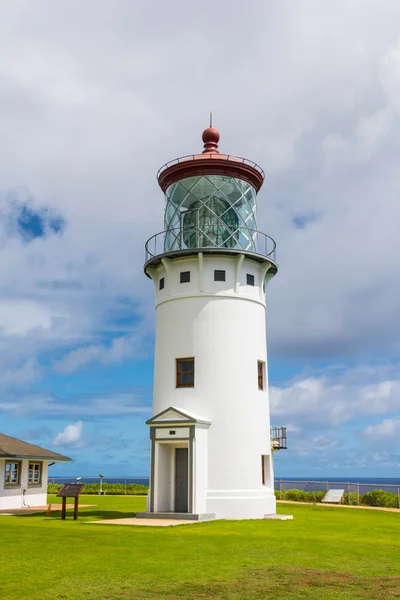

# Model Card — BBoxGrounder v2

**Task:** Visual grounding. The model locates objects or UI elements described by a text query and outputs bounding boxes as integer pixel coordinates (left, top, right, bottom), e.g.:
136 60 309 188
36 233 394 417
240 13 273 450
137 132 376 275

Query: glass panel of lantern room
164 175 257 253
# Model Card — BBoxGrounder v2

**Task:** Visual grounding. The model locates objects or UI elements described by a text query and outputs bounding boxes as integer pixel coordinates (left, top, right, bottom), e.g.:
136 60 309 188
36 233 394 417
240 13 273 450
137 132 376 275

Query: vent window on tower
180 271 190 283
247 274 255 286
176 358 195 388
261 455 271 486
257 360 265 390
159 277 165 290
214 270 226 282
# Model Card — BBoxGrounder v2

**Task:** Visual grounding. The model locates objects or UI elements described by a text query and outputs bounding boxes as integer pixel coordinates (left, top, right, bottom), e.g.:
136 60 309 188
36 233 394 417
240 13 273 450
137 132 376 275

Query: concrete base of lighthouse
206 491 276 520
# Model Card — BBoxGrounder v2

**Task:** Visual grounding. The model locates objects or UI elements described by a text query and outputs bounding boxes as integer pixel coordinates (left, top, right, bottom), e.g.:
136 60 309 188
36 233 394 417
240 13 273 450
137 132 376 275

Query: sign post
57 484 85 520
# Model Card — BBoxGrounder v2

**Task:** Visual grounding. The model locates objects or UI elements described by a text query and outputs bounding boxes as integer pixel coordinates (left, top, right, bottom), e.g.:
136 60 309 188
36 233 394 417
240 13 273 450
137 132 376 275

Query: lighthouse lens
164 175 257 253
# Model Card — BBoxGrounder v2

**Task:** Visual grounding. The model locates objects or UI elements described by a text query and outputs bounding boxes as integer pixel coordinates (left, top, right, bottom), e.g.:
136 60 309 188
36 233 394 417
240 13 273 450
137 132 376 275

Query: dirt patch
277 500 400 513
130 567 400 600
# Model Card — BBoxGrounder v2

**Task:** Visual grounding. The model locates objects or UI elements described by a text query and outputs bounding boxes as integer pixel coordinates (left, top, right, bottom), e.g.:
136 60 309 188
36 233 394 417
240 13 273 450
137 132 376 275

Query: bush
343 492 358 505
276 489 325 502
360 490 398 508
285 489 307 502
304 490 325 503
47 482 149 495
47 483 63 494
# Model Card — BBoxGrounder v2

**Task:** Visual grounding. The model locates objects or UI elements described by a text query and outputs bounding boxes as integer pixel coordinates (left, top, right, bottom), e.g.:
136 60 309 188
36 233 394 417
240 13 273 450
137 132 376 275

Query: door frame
150 431 194 513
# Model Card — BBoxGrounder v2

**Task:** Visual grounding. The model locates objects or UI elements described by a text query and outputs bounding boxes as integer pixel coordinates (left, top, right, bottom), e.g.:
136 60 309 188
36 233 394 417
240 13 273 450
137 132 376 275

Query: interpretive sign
56 484 85 520
322 489 344 504
56 484 85 498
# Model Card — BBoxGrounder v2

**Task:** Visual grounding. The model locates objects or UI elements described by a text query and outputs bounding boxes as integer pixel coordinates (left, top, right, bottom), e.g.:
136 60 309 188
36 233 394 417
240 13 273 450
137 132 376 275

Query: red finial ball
202 126 220 154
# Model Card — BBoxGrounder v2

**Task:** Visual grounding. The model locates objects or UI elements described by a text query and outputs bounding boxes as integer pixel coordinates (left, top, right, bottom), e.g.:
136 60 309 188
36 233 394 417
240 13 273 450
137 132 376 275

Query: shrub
343 492 358 505
47 483 63 494
285 489 306 502
47 482 148 495
304 490 325 503
360 490 398 508
275 489 287 500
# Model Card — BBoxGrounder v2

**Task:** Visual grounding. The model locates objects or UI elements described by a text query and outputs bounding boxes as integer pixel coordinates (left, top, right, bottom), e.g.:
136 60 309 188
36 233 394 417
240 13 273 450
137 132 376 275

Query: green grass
0 495 399 599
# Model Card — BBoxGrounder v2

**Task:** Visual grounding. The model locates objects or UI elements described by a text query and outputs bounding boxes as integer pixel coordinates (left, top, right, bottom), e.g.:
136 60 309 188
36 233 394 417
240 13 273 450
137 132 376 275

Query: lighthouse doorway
174 448 189 512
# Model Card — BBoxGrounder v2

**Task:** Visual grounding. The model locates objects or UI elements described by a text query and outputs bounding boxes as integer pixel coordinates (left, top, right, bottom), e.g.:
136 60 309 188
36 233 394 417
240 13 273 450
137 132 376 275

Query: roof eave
0 455 72 462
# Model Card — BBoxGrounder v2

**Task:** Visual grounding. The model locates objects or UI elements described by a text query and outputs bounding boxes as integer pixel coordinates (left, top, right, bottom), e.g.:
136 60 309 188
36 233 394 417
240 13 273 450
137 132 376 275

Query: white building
139 125 286 521
0 433 71 510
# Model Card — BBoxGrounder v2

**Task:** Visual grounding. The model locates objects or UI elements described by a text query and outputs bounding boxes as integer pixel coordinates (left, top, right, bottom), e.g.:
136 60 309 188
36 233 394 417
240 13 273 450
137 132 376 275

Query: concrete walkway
89 517 202 527
0 504 94 515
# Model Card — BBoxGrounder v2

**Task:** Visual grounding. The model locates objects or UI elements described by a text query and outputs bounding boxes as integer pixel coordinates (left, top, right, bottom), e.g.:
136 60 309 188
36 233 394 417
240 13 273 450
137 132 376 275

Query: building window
180 271 190 283
4 461 21 485
28 462 42 485
176 358 195 387
159 277 165 290
246 274 255 286
214 270 226 282
258 360 265 390
261 456 265 485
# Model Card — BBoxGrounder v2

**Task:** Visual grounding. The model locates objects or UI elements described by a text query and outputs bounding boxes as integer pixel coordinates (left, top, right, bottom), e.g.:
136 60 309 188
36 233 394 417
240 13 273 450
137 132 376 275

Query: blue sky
1 0 400 479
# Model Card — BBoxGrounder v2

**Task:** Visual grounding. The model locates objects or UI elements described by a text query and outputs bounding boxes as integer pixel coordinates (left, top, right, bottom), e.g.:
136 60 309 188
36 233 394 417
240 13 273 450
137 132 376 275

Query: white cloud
1 358 39 385
270 365 400 425
52 421 84 447
0 300 54 336
0 391 151 419
53 331 150 375
363 417 400 440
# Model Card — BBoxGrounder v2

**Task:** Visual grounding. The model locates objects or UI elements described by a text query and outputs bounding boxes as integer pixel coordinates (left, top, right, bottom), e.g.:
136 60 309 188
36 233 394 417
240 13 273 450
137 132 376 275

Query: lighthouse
140 123 286 520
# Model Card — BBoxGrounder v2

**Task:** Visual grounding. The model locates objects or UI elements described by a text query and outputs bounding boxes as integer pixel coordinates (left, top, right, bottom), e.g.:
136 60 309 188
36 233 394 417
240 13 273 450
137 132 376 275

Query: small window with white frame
4 461 21 485
28 462 43 485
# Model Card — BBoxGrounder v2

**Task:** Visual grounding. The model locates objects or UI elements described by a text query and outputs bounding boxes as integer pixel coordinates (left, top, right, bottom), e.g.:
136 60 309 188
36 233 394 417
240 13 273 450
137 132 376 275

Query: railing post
325 481 329 493
347 481 350 504
279 479 283 500
356 482 360 505
397 487 400 509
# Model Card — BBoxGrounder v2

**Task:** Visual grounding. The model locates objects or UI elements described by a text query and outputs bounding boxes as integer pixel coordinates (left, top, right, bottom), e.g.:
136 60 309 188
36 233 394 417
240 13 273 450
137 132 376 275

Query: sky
0 0 400 479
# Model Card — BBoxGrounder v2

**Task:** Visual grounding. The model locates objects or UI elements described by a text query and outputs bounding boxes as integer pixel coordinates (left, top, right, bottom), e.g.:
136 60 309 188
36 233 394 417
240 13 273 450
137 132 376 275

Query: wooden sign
56 483 85 498
56 483 85 520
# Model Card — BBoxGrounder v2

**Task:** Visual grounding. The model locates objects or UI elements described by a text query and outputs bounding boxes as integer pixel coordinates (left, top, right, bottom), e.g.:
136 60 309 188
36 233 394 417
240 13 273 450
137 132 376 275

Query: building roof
0 433 72 462
146 406 211 427
157 125 265 193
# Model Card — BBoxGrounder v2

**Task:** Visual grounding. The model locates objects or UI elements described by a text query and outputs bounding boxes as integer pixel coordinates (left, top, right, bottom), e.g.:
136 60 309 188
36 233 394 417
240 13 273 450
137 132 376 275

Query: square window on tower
176 358 195 388
180 271 190 283
214 270 226 282
159 277 165 290
247 274 255 286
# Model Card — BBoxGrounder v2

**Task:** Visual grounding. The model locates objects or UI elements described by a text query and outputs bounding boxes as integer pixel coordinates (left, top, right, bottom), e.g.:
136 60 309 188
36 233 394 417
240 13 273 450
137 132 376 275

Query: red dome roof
157 125 264 193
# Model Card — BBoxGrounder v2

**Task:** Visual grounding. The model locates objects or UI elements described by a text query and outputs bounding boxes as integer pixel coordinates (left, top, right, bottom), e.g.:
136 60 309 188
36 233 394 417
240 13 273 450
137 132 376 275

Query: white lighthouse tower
140 124 286 520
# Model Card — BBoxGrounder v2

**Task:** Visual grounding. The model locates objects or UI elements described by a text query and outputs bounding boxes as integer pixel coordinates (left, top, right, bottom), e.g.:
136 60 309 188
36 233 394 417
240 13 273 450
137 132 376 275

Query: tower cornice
157 153 265 193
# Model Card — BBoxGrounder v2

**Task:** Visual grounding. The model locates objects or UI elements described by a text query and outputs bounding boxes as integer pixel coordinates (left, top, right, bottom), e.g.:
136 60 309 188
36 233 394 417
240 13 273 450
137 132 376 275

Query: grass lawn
0 495 399 600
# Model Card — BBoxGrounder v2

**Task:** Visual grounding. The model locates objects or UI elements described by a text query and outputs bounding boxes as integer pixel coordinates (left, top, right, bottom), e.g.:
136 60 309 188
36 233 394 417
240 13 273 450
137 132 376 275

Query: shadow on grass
15 509 138 521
